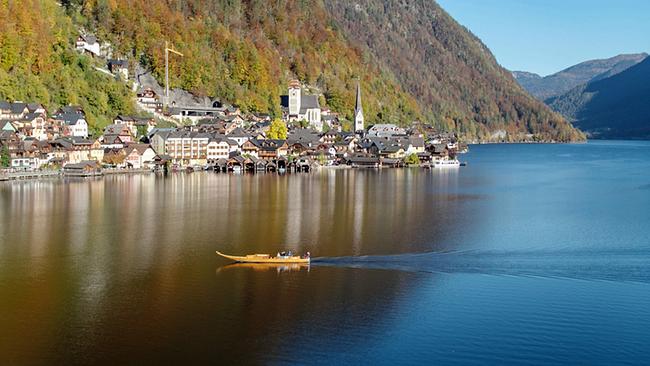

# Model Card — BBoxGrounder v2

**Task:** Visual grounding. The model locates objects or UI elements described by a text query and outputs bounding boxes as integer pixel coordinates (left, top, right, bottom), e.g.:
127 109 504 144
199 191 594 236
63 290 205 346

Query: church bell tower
354 81 364 134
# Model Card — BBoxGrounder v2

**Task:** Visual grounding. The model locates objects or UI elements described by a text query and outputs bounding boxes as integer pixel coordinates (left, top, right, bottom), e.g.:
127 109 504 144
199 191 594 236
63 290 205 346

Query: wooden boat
216 251 310 264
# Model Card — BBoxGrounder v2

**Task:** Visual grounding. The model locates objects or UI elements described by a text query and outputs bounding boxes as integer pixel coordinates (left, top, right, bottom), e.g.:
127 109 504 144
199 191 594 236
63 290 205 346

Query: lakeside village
1 37 466 180
0 82 467 179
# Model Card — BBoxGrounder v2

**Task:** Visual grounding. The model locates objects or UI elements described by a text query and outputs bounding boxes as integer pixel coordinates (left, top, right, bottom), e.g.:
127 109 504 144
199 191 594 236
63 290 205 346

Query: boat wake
311 249 650 283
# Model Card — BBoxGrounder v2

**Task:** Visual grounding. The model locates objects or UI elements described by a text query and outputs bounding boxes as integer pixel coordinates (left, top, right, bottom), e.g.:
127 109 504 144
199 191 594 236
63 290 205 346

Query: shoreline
0 164 462 182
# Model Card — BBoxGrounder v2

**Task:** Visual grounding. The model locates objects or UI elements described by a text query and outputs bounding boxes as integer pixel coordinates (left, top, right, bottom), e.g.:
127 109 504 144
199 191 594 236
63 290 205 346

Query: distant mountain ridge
547 57 650 139
513 53 648 100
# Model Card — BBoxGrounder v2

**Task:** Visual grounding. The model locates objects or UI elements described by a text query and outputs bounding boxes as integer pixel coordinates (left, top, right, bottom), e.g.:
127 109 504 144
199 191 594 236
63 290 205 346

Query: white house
226 127 250 146
136 88 161 112
124 144 157 169
108 59 129 80
207 138 232 163
76 34 101 57
165 131 211 166
56 113 89 138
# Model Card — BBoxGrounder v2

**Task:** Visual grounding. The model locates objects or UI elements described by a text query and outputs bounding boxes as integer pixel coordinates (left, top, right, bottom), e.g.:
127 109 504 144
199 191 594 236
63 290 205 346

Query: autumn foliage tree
267 119 288 140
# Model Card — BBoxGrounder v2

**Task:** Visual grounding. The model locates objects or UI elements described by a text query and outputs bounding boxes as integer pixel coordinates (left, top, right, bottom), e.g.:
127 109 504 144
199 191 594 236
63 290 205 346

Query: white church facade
281 80 323 131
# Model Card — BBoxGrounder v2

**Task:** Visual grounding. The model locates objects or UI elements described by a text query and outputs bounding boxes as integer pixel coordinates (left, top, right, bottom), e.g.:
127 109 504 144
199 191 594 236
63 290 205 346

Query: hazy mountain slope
512 71 543 94
547 57 650 139
324 0 583 141
513 53 648 100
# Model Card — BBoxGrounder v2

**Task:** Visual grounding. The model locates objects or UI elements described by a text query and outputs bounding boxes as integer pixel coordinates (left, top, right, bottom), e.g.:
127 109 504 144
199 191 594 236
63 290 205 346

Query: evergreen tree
1 145 10 168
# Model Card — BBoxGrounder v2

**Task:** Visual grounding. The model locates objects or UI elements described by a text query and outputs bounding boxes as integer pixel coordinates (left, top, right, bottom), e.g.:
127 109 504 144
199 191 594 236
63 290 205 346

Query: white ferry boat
432 159 461 168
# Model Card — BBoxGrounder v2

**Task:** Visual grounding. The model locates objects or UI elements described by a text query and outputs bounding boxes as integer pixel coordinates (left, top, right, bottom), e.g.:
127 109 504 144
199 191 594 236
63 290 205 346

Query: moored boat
432 159 461 168
216 251 310 264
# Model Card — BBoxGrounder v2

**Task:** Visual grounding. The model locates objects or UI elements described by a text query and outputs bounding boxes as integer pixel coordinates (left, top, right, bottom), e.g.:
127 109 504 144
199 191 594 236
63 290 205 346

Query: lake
1 140 650 365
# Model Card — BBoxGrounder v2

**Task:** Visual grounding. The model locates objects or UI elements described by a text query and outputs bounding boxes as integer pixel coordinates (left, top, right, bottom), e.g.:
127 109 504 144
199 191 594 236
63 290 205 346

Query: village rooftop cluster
0 82 465 178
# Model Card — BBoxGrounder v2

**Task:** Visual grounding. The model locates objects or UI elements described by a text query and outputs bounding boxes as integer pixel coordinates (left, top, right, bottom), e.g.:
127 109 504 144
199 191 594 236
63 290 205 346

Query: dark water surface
1 141 650 365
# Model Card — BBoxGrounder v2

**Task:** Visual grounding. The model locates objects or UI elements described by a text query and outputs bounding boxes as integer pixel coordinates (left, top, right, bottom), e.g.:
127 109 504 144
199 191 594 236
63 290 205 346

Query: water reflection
0 169 470 364
4 141 649 365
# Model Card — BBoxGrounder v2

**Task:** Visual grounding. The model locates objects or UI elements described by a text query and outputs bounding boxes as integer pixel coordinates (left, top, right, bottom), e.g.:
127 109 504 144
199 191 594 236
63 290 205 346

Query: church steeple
354 81 364 133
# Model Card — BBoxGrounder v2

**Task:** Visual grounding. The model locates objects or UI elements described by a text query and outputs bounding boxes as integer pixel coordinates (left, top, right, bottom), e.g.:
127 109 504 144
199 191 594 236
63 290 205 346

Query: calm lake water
1 140 650 365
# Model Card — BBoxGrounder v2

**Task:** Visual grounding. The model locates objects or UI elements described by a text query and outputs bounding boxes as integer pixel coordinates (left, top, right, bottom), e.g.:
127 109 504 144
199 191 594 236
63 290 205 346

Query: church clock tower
288 79 301 116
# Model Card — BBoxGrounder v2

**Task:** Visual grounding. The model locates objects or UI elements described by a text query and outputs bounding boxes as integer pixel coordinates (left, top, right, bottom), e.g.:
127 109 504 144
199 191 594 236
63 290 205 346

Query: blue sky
437 0 650 76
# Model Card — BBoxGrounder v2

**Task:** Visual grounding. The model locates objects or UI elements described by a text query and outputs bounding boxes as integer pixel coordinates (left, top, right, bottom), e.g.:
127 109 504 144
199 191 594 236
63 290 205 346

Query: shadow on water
312 249 650 283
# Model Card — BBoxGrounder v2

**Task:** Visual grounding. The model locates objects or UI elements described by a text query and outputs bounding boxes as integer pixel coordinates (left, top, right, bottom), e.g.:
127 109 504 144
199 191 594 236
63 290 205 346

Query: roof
208 136 236 145
65 160 100 169
0 121 16 131
299 92 320 112
79 34 97 44
280 90 320 112
247 139 287 152
27 103 43 112
104 124 131 135
0 102 29 114
55 113 86 125
409 136 425 147
355 81 363 116
57 106 84 115
227 127 249 137
124 144 152 155
108 59 128 67
19 113 45 122
287 129 320 146
348 155 380 164
149 128 175 139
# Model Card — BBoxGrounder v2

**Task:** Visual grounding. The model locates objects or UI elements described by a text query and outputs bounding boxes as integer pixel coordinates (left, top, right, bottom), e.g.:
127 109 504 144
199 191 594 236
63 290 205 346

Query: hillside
547 57 650 139
0 0 137 134
322 0 582 141
513 53 648 100
2 0 583 141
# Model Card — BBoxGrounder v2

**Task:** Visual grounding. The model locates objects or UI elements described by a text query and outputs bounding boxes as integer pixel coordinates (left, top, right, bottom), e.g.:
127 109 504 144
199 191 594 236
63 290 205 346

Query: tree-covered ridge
66 0 422 125
324 0 584 142
2 0 583 141
0 0 136 134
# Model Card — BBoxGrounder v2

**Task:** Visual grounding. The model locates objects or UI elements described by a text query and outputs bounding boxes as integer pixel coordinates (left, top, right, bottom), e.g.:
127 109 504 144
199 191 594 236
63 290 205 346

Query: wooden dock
0 171 61 181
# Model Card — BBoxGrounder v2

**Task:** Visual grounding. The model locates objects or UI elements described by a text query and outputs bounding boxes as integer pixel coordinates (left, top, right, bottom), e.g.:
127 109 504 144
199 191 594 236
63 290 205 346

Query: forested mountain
324 0 582 141
513 53 648 101
547 57 650 139
1 0 584 141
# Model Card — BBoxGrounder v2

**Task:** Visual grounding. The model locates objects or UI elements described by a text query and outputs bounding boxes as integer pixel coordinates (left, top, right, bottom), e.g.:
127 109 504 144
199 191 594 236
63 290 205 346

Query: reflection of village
1 79 467 180
0 165 466 362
